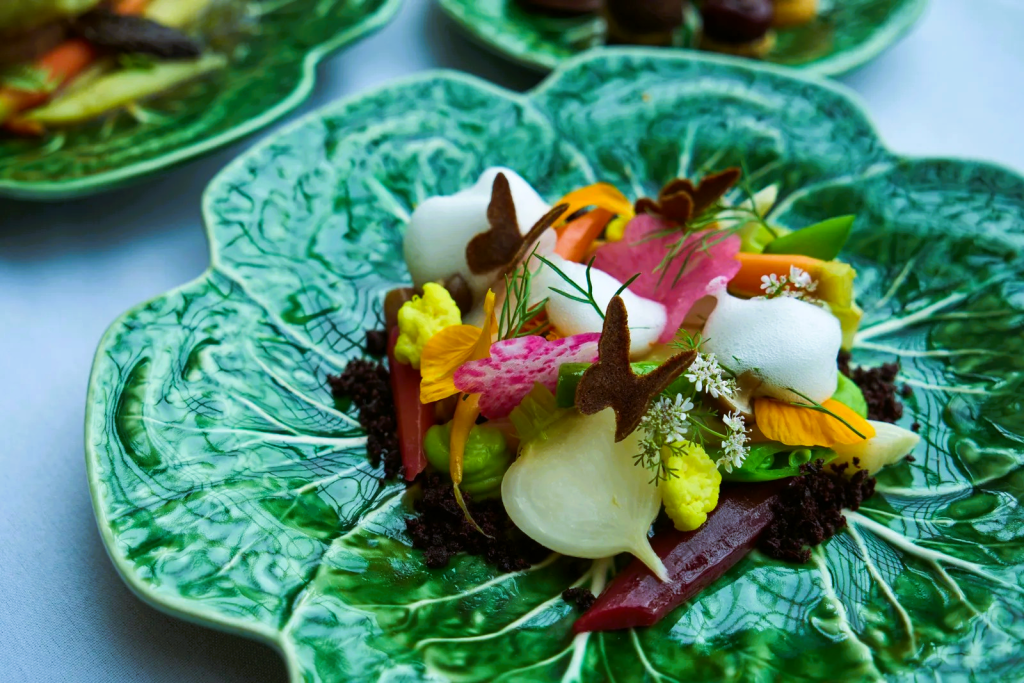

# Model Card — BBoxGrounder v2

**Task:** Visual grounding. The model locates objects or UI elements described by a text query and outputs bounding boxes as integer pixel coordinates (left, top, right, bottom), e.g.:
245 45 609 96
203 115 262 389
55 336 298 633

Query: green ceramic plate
437 0 928 75
87 49 1024 682
0 0 401 201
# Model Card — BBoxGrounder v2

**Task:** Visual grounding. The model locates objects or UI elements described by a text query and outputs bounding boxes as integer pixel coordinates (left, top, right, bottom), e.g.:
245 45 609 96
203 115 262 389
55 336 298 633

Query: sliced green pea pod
832 373 868 418
27 54 226 126
423 422 511 500
720 442 837 482
763 215 855 261
556 362 694 408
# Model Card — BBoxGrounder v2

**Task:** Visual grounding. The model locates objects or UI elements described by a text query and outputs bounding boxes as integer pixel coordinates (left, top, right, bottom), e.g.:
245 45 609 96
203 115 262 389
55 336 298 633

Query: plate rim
85 47 1022 682
435 0 930 76
0 0 404 201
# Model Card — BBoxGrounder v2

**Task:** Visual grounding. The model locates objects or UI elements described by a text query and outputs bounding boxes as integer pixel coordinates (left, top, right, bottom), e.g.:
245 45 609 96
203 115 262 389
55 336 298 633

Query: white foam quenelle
404 167 551 301
502 408 668 581
702 276 841 403
531 254 667 359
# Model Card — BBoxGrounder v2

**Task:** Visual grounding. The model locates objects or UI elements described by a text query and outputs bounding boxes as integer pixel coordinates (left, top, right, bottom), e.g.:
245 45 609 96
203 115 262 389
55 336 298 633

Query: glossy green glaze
437 0 927 75
0 0 401 200
87 50 1024 682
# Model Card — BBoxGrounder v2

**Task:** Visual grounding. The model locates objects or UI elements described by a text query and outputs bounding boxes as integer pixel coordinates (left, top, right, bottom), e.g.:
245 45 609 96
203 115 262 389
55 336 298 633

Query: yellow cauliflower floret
394 283 462 368
659 442 722 531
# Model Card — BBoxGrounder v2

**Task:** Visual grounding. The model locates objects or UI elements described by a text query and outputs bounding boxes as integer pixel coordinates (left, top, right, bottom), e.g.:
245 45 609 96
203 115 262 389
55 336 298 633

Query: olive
700 0 774 43
514 0 601 15
605 0 687 34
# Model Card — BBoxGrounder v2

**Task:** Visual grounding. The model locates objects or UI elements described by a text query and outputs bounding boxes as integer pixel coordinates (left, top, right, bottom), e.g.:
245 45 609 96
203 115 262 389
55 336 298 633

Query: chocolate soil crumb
328 360 402 479
562 587 597 611
838 351 910 423
407 473 549 573
759 460 876 564
364 329 388 358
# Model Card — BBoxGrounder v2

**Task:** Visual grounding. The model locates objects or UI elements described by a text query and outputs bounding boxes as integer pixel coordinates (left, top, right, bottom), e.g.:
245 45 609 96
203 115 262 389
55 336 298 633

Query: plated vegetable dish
0 0 234 134
331 166 921 632
516 0 820 59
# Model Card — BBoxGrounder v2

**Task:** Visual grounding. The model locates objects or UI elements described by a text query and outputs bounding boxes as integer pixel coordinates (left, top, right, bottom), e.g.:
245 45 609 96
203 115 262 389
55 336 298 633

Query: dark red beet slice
574 480 788 633
386 328 432 481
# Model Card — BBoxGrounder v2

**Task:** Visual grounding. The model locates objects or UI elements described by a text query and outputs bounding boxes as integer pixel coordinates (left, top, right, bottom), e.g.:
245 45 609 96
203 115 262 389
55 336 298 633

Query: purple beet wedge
573 480 787 633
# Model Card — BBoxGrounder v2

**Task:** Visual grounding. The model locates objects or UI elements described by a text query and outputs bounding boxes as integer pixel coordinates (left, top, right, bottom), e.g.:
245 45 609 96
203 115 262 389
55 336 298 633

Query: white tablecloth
1 1 1021 680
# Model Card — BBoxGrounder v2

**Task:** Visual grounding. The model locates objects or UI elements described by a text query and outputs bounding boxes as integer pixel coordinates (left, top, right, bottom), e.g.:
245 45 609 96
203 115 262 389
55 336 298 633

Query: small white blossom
717 411 750 473
758 266 818 302
641 394 693 444
685 352 736 399
760 273 784 297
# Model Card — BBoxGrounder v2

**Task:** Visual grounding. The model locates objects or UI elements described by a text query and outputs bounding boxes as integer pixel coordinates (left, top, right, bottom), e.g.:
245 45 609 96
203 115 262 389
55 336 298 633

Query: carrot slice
729 252 825 297
554 208 614 262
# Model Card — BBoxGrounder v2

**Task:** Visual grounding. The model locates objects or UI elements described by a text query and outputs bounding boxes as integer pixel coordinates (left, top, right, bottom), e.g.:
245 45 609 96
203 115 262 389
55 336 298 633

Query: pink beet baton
573 480 788 633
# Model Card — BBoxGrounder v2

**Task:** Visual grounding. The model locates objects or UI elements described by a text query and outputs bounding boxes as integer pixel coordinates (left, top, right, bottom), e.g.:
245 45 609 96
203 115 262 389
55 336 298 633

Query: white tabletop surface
1 1 1022 681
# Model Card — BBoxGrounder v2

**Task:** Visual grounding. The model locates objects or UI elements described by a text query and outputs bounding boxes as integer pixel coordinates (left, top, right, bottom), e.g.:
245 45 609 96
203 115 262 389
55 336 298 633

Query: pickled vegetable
573 480 787 632
387 328 432 481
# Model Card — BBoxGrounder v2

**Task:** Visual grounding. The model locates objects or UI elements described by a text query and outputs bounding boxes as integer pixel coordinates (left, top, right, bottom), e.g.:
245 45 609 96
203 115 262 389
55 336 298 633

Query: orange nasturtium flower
554 182 634 241
418 290 497 403
754 397 876 448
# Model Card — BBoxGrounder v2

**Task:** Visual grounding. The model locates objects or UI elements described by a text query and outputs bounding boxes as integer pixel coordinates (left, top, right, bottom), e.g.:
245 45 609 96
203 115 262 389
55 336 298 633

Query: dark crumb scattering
328 360 402 479
407 473 549 573
911 422 921 433
364 329 388 357
905 455 916 462
562 587 597 611
759 460 876 563
837 351 910 423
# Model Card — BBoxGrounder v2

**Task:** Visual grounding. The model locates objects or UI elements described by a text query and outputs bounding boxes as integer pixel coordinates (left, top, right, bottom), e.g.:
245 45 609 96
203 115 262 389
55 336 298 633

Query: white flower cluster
760 265 818 301
684 352 737 399
637 394 694 475
717 411 750 473
641 394 694 444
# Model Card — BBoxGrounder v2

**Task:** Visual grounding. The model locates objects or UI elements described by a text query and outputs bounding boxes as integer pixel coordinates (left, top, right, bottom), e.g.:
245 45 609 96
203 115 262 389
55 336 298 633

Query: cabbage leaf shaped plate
86 49 1024 682
437 0 927 75
0 0 401 200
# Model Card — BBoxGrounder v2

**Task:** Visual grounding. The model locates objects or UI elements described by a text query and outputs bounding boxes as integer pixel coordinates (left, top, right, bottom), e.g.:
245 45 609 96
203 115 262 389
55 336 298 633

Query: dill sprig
497 248 550 340
645 166 775 287
533 253 640 320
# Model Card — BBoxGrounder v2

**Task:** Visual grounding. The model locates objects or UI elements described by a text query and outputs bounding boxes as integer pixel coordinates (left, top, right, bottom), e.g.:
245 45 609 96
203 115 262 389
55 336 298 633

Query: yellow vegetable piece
418 290 495 403
754 398 876 447
394 283 462 369
660 442 722 531
605 214 632 242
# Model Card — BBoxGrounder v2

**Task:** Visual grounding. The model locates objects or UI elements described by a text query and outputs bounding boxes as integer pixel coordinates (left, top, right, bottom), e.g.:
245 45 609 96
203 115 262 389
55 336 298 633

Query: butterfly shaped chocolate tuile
576 296 697 441
634 167 742 225
465 172 569 276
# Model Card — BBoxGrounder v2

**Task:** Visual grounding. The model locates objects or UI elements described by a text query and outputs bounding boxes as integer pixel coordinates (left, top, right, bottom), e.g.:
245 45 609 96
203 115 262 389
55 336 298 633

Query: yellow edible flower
659 442 722 532
419 290 496 403
394 283 462 368
554 182 635 241
754 398 876 447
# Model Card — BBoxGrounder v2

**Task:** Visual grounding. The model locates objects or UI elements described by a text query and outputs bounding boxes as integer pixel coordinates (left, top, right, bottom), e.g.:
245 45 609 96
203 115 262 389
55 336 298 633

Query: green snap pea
763 215 855 261
720 443 837 482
